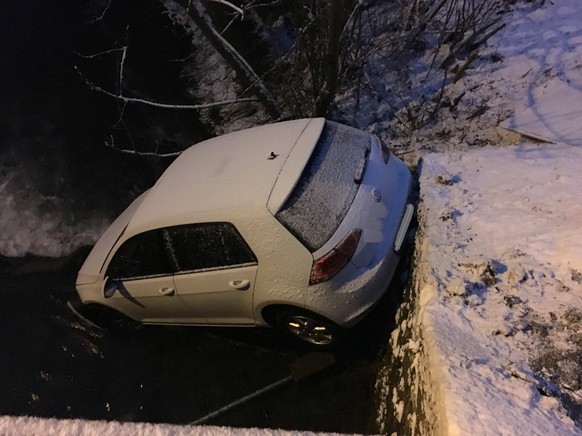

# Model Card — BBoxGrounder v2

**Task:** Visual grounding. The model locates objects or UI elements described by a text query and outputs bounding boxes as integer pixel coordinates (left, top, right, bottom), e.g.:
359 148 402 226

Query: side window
168 223 257 272
106 230 174 279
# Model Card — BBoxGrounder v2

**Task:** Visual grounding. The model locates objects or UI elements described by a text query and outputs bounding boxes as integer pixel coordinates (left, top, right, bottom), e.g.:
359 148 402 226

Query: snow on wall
375 206 447 436
0 415 344 436
377 143 582 435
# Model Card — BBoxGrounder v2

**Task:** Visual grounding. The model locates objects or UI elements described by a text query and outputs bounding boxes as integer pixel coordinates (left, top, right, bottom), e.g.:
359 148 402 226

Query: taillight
380 139 391 164
309 229 362 285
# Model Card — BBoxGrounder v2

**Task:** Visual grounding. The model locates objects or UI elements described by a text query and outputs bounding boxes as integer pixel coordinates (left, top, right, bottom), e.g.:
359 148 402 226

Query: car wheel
276 309 343 349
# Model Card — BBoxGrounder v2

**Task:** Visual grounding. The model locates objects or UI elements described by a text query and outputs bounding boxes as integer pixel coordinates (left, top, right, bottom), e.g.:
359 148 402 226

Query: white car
72 118 414 348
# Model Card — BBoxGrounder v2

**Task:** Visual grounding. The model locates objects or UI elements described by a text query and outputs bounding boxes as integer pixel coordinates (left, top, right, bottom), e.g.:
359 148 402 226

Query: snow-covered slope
501 2 582 146
381 144 582 435
376 0 582 434
341 0 582 169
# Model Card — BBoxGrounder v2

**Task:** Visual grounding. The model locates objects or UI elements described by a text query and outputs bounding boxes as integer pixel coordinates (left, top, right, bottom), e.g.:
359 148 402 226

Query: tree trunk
315 0 351 116
161 0 282 120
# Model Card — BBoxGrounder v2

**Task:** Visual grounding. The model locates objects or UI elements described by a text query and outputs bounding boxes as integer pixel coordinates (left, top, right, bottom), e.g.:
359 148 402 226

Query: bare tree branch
245 0 283 9
75 66 258 109
220 13 239 35
73 47 125 59
105 136 182 157
453 50 479 83
163 0 282 119
208 0 244 16
113 101 128 127
90 0 114 23
340 0 364 41
118 43 127 93
236 15 318 100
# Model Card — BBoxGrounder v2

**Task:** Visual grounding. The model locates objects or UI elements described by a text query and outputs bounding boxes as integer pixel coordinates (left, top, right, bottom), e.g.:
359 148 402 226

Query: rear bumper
305 203 414 328
305 245 403 328
304 151 414 328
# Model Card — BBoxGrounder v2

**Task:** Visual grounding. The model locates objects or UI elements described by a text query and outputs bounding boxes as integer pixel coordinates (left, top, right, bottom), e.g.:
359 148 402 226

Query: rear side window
168 223 257 272
275 121 371 251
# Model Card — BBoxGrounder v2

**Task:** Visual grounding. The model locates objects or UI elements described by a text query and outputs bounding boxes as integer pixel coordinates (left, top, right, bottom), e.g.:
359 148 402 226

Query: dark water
1 0 211 258
0 252 408 433
1 1 146 243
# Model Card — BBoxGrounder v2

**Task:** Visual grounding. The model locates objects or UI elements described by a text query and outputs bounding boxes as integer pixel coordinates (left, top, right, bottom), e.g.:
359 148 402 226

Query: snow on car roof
125 118 325 234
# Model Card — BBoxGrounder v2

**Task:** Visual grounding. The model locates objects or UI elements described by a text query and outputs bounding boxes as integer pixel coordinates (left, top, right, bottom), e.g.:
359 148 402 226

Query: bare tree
352 0 510 136
80 0 511 158
315 0 353 115
271 0 363 117
162 0 282 119
77 0 283 158
79 0 366 155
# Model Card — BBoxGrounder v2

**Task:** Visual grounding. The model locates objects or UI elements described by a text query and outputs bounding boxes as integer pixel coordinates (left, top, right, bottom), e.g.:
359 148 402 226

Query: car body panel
123 118 323 236
266 118 325 214
173 265 258 325
305 136 413 327
76 208 314 328
304 248 402 328
76 190 149 284
311 135 411 266
98 275 203 323
247 213 313 326
74 118 414 336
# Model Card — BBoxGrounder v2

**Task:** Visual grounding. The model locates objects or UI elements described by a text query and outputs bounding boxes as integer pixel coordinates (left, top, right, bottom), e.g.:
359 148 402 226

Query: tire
275 308 344 349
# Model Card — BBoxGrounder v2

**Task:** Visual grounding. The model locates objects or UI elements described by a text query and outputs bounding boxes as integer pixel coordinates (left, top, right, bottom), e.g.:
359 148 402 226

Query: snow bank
379 143 582 435
500 1 582 146
0 415 341 436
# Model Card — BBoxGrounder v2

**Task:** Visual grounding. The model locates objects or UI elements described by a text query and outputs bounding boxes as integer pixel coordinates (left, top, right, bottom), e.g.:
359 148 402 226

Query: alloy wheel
284 315 334 345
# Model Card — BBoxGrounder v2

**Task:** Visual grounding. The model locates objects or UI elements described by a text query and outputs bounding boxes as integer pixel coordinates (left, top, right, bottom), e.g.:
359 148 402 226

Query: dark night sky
0 1 85 109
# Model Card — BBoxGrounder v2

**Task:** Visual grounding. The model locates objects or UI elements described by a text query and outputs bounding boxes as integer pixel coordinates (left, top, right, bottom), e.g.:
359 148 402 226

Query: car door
168 223 258 325
104 229 205 323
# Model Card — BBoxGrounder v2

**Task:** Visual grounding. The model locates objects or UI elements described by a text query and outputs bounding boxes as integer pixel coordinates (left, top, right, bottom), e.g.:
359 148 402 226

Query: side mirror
103 276 118 298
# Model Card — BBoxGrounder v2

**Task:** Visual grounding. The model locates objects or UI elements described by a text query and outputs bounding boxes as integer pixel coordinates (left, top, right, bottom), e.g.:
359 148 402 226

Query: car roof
125 118 326 234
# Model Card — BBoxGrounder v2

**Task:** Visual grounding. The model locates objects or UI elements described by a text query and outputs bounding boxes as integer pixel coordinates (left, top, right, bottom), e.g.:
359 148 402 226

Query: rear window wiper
353 146 371 184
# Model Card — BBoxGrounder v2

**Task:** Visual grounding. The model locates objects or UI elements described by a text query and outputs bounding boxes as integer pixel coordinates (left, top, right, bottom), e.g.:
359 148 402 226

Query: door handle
228 280 251 291
158 287 176 296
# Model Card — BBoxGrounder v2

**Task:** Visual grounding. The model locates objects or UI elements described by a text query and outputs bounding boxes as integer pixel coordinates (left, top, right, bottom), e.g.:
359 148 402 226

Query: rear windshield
275 121 371 252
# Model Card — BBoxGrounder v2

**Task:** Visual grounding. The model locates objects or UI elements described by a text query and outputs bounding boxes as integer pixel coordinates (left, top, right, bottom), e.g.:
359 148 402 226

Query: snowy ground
382 144 582 434
0 416 342 436
374 0 582 434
